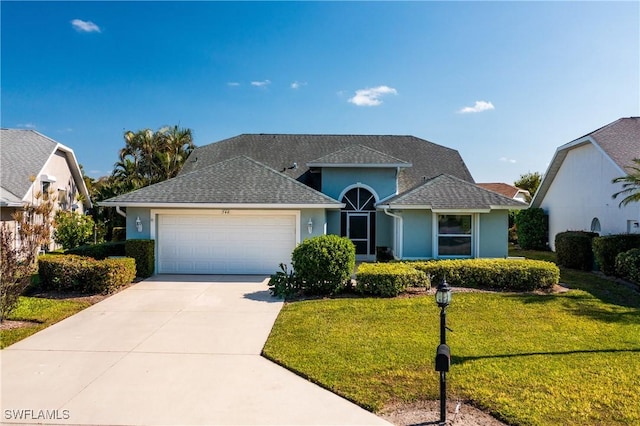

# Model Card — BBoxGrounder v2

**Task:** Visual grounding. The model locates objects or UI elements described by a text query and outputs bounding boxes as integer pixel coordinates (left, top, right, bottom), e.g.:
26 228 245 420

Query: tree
612 158 640 207
514 172 542 201
53 211 95 250
1 187 56 322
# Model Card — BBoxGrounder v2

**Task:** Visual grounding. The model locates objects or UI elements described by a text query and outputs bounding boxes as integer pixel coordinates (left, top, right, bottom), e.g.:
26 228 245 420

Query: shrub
66 241 126 259
355 263 430 297
515 208 548 250
615 248 640 283
412 258 559 291
268 263 301 299
52 210 95 250
38 254 136 294
112 227 126 242
592 234 640 276
125 239 155 278
555 231 598 271
291 235 356 295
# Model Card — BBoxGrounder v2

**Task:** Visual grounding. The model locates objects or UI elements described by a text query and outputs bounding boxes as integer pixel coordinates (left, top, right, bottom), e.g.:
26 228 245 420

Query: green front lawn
263 252 640 426
0 297 92 349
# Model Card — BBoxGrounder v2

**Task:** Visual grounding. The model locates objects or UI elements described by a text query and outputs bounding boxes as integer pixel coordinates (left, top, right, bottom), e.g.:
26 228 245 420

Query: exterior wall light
307 218 313 234
135 216 143 233
435 277 452 426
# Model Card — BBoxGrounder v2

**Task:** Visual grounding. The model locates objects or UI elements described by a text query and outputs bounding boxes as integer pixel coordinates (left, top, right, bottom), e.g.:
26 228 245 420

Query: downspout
116 206 126 218
383 207 403 260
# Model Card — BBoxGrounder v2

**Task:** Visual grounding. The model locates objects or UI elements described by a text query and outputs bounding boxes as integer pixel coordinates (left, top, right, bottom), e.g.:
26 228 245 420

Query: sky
2 1 639 184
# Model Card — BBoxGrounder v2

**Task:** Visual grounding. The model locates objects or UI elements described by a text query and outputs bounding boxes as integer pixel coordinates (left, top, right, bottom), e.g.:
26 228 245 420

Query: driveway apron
1 276 390 425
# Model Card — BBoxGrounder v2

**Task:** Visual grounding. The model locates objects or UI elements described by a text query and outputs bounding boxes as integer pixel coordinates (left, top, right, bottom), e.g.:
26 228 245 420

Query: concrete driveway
1 276 390 425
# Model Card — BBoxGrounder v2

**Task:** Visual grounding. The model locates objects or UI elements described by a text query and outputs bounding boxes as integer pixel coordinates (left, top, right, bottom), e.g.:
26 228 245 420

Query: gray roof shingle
586 117 640 171
306 144 411 167
381 174 527 210
180 134 473 193
101 156 342 206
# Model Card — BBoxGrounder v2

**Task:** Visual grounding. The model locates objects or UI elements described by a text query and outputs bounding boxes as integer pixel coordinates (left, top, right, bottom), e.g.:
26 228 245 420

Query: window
438 215 472 257
590 217 601 233
42 181 51 200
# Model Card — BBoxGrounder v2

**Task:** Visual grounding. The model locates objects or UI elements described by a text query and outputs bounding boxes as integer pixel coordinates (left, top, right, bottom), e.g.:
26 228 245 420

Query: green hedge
555 231 598 271
39 254 136 294
65 241 126 259
355 263 430 297
592 234 640 276
615 248 640 283
125 239 155 278
292 235 356 295
412 259 559 291
515 208 548 250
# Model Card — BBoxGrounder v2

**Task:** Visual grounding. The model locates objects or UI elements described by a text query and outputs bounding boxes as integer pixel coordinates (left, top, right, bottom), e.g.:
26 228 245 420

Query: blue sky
2 1 639 184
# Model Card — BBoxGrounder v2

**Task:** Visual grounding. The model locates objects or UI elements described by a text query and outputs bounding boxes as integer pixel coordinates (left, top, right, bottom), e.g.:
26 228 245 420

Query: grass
263 249 640 426
0 297 92 349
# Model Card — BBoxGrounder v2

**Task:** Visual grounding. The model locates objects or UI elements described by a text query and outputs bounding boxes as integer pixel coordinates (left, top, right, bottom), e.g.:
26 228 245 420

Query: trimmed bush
615 248 640 283
38 254 136 294
555 231 598 271
356 263 429 297
292 235 356 295
592 234 640 276
125 239 155 278
268 263 301 299
66 241 126 259
515 208 548 250
412 258 559 291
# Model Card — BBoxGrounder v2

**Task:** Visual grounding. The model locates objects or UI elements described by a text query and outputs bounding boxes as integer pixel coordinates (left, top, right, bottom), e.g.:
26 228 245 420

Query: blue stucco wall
321 168 397 201
401 210 433 258
478 210 509 258
125 207 151 240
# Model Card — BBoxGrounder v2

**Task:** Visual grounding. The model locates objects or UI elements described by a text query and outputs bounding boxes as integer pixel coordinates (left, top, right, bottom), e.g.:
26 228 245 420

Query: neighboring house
477 183 531 203
531 117 640 251
0 129 92 249
101 134 526 274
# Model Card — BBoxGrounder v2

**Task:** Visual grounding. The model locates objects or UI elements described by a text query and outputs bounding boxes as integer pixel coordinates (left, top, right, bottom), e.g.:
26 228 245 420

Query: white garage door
157 214 297 274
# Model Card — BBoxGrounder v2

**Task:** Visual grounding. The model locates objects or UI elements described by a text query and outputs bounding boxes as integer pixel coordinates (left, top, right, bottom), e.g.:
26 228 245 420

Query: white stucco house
531 117 640 250
0 129 92 249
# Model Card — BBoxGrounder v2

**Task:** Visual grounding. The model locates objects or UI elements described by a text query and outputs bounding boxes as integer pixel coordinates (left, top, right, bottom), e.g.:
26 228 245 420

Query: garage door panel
158 214 296 274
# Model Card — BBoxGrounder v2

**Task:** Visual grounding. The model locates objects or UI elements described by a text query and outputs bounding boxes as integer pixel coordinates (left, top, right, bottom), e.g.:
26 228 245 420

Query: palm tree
612 158 640 206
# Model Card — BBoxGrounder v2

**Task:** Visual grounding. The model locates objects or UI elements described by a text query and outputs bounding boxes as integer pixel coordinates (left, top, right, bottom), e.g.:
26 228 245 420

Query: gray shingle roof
1 129 58 201
381 174 527 210
180 134 473 193
100 156 343 206
306 144 411 167
586 117 640 171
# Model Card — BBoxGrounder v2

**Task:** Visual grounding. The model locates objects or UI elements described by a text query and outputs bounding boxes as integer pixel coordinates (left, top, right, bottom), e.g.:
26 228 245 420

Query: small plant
53 210 95 250
615 248 640 283
268 263 300 299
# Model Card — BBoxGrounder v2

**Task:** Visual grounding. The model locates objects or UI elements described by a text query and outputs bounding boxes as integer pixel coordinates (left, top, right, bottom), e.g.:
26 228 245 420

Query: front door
341 187 376 260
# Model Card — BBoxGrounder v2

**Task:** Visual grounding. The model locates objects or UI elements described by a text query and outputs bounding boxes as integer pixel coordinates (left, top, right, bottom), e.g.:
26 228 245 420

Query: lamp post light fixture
434 278 452 426
135 216 143 233
307 218 313 234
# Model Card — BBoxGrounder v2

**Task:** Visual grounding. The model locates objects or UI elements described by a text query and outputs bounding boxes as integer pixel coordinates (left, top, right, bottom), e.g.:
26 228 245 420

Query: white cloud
459 100 495 114
71 19 101 33
18 123 37 129
227 82 240 87
251 80 271 87
348 85 398 106
500 157 517 164
291 81 307 89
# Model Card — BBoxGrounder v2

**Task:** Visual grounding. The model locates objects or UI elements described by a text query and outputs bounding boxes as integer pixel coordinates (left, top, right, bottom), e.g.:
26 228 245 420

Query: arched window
340 187 376 257
590 217 601 233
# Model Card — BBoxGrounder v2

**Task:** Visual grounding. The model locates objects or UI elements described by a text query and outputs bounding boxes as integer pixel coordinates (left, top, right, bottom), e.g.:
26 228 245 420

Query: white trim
433 213 476 259
337 183 380 204
306 163 411 168
101 202 344 209
383 208 403 259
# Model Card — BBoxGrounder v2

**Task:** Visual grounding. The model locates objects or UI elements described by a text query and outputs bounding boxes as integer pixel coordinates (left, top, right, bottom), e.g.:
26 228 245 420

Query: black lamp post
435 278 452 426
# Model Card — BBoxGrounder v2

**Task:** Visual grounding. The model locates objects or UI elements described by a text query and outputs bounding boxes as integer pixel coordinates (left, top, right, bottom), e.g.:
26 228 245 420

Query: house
531 117 640 250
100 134 526 274
0 129 92 248
477 183 531 203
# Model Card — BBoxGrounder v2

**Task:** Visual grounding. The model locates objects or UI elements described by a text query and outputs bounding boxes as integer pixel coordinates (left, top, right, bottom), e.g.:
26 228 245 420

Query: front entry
341 187 376 260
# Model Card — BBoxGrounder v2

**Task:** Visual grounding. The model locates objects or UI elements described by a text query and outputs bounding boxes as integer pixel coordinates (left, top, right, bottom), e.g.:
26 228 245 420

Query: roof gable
477 183 530 199
101 156 342 207
382 174 527 210
306 144 411 168
179 134 474 193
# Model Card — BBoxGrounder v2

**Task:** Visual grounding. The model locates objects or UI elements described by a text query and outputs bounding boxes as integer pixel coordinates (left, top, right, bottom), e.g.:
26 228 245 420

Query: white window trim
432 213 479 259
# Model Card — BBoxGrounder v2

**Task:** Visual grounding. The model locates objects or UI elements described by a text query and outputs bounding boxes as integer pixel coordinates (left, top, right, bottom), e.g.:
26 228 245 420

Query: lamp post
435 278 452 426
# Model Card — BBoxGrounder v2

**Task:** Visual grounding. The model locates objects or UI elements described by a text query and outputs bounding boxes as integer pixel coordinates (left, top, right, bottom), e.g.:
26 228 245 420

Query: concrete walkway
1 276 390 425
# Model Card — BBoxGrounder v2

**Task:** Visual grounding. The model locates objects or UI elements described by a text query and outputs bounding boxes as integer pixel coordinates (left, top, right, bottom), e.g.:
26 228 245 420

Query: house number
222 210 230 214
